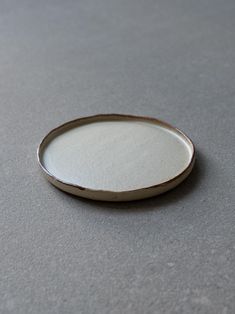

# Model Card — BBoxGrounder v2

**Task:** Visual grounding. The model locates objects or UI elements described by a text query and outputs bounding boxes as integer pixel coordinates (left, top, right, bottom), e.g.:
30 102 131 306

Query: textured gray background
0 0 235 313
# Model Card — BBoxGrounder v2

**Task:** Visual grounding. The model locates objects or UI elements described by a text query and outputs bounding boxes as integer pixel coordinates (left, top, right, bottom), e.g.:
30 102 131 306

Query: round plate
37 114 195 201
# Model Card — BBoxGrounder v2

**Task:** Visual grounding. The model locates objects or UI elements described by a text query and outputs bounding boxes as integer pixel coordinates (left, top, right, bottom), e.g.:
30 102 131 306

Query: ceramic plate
37 114 195 201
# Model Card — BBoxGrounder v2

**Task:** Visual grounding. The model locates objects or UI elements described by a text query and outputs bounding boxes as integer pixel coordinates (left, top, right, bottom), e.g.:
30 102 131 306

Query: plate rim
37 113 195 199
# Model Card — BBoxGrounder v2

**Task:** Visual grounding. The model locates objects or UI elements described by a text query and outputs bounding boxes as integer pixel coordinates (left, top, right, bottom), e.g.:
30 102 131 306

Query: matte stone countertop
0 0 234 313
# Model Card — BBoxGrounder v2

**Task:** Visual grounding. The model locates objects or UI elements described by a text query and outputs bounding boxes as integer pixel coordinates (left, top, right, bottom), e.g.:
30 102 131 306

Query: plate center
42 120 192 191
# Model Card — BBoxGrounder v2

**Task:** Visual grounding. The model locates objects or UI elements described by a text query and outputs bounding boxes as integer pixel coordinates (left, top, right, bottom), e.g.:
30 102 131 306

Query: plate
37 114 195 201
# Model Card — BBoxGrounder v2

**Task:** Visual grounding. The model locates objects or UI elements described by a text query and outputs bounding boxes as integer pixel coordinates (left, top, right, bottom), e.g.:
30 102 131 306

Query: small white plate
38 114 195 201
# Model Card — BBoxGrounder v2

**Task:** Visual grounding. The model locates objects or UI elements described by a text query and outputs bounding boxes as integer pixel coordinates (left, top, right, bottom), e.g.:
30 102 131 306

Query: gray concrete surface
0 0 235 313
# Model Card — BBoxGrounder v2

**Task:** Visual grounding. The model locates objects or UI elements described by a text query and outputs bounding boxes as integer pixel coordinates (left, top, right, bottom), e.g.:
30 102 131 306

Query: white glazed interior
41 120 193 192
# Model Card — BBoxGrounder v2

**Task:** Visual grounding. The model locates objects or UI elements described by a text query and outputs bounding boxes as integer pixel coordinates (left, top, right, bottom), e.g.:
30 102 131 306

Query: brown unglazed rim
37 114 195 201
